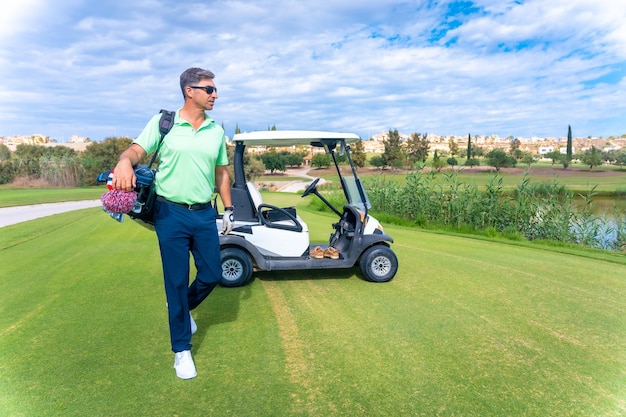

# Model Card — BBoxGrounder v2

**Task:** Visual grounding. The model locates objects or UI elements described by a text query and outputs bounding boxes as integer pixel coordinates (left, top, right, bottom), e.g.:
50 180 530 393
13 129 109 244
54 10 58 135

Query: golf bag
97 109 174 229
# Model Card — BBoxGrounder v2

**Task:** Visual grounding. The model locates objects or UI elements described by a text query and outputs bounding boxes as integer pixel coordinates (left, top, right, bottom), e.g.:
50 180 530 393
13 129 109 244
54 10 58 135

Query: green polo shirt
133 110 228 204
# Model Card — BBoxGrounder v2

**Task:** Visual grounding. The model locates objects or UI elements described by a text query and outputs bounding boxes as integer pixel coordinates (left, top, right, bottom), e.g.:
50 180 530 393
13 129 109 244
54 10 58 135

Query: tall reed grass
314 171 625 251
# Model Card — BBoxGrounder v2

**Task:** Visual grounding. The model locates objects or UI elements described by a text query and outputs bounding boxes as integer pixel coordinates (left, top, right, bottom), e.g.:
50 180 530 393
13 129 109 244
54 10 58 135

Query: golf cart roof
232 130 361 147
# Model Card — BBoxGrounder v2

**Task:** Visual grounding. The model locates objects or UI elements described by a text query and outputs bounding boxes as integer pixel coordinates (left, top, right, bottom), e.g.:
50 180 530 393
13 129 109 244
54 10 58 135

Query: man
112 67 233 379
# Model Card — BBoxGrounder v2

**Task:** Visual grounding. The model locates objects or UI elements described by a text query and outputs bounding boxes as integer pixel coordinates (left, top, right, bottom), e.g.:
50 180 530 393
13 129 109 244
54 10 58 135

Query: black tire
220 247 254 287
358 245 398 283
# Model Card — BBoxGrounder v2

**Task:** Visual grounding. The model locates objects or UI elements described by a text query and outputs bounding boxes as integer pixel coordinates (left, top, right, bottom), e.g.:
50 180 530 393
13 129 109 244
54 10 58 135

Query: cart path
275 166 327 192
0 200 101 228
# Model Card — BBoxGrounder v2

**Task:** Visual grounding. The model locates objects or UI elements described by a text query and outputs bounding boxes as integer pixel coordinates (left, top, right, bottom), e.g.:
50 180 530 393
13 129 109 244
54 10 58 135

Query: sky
1 0 625 142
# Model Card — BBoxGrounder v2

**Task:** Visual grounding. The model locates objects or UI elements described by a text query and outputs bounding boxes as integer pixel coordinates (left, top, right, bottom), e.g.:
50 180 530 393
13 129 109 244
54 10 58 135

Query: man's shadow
191 268 357 350
191 283 251 351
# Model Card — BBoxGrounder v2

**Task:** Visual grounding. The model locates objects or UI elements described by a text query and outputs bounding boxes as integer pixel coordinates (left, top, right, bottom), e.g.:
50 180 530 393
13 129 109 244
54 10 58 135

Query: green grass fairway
314 164 626 195
1 196 625 416
0 187 104 207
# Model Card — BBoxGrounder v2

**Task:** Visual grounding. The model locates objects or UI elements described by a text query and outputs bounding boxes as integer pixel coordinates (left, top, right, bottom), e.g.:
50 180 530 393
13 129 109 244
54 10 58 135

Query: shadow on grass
191 268 363 351
192 284 252 351
254 268 358 282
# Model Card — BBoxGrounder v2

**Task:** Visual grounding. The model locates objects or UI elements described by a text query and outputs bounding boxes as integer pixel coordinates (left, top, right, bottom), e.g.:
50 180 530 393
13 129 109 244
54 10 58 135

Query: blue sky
1 0 625 142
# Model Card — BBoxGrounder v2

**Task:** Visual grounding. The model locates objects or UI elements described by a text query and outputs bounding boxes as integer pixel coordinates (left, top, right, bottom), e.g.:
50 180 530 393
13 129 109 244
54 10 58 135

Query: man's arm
214 165 232 208
112 144 147 191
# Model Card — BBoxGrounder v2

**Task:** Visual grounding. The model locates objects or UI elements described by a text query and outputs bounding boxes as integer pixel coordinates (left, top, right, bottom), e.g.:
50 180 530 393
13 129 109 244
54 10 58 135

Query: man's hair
180 67 215 99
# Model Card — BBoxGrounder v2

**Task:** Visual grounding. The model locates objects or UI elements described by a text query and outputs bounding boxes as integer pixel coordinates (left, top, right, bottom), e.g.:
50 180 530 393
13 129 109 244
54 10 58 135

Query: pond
570 195 625 250
573 195 626 215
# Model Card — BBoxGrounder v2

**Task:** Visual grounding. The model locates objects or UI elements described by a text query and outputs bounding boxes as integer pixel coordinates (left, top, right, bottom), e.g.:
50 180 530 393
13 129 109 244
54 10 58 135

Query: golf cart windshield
343 176 371 211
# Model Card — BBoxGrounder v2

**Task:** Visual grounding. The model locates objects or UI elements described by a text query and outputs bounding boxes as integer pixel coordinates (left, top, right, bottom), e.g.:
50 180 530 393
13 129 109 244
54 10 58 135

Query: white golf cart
216 130 398 287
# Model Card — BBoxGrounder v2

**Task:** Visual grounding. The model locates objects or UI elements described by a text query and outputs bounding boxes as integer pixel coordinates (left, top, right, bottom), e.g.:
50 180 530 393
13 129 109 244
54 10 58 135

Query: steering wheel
301 178 320 198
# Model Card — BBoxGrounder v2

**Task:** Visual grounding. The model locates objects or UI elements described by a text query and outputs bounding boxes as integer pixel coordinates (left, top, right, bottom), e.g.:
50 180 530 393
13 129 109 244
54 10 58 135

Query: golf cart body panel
217 130 398 286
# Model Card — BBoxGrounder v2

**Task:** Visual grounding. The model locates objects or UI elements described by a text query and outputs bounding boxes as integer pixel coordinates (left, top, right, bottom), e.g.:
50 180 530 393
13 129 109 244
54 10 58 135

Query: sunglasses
189 85 217 94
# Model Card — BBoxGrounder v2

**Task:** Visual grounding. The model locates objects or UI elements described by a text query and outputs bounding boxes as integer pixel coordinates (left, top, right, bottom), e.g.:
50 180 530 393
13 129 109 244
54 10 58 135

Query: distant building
538 147 554 155
361 139 384 153
69 135 89 143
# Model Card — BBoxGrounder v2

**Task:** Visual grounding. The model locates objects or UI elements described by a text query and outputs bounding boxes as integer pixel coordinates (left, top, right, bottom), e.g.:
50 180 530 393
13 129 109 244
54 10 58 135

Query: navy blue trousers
154 199 221 352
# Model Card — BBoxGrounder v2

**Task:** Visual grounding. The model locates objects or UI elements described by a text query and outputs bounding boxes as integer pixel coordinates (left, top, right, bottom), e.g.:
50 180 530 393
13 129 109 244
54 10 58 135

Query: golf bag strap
147 109 175 168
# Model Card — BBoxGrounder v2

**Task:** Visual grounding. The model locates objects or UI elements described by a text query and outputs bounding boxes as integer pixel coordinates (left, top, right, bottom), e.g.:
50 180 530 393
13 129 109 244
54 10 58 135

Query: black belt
157 196 212 211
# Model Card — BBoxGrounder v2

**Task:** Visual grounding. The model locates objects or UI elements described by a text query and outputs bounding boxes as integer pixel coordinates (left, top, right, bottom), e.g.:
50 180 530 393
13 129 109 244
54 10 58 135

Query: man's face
187 79 218 110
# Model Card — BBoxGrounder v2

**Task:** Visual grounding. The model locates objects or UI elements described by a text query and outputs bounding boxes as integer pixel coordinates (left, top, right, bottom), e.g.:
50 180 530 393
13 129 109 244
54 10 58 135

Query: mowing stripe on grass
262 279 323 415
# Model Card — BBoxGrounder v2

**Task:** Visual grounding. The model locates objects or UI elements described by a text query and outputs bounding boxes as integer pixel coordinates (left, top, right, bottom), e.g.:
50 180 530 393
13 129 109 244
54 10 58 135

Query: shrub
362 170 625 251
0 160 16 184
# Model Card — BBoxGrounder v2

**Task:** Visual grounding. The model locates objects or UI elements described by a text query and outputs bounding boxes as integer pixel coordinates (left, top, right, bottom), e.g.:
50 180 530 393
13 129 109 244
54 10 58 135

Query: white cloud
0 0 47 42
0 0 624 141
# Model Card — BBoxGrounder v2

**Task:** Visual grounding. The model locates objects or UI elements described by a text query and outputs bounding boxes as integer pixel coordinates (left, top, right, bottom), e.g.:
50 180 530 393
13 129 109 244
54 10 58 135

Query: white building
538 146 554 155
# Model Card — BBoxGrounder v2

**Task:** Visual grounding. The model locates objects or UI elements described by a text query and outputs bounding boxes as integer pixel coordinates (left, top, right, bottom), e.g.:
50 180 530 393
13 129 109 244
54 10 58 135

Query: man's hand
222 210 234 235
111 159 136 191
112 144 146 191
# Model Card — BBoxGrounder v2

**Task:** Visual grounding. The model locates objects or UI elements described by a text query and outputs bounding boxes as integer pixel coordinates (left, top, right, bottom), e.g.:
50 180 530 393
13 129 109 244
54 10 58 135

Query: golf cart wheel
359 245 398 283
220 248 253 287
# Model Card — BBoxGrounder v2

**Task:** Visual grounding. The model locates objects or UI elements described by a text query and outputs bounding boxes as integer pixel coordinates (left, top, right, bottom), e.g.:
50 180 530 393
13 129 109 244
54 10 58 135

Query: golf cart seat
247 181 264 212
229 182 263 222
230 182 308 257
246 181 302 232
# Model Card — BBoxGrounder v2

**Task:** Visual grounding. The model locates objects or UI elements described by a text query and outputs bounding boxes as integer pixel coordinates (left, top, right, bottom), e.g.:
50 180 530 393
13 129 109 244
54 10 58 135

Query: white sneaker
190 313 197 335
174 350 197 379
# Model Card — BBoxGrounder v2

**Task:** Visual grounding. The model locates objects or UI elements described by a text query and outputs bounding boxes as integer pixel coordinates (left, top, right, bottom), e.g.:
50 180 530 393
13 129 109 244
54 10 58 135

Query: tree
13 144 47 177
261 151 286 173
350 140 366 168
430 150 446 172
311 153 331 168
509 138 522 160
615 150 626 167
581 146 602 170
603 149 619 164
0 160 15 184
284 152 305 167
565 125 573 168
448 137 459 156
0 143 10 161
0 143 16 184
405 132 429 166
485 149 517 172
545 150 563 166
382 129 404 170
472 146 485 158
80 137 135 185
520 152 536 168
447 157 458 168
246 158 266 180
466 133 471 160
226 146 264 181
13 144 78 180
369 155 386 170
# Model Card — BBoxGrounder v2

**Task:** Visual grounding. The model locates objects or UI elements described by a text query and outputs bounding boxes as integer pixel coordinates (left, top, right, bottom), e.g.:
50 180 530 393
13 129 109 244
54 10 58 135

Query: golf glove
222 210 234 235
